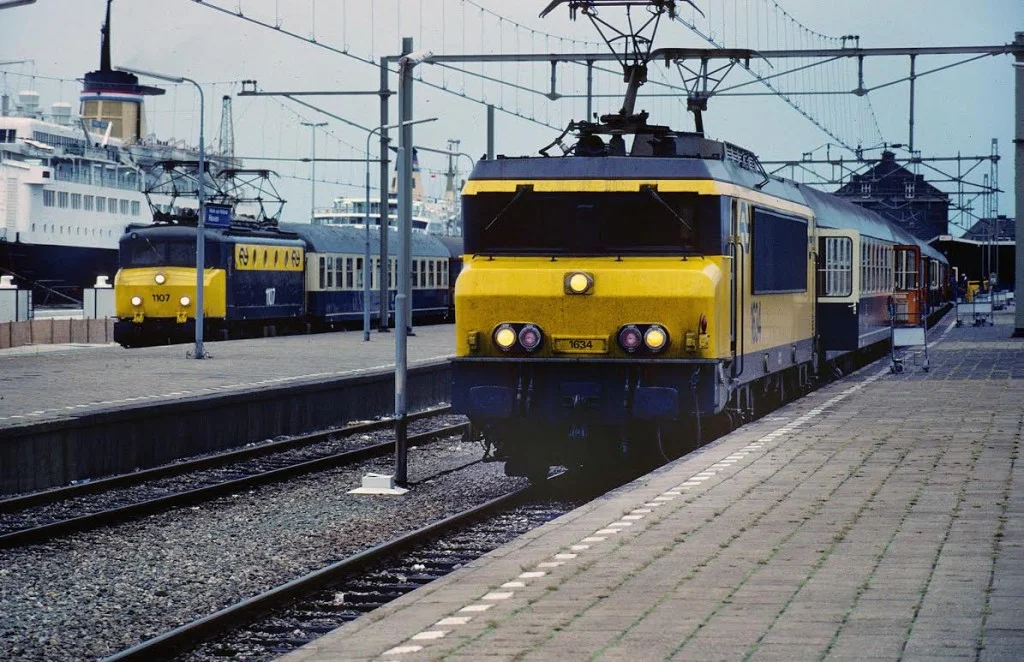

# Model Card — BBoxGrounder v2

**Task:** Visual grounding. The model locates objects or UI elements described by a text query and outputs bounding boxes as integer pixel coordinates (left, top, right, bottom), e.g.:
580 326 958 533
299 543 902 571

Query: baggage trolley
889 298 929 374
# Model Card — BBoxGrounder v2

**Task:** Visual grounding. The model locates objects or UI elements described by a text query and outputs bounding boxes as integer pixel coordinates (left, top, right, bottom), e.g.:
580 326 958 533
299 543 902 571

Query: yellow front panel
115 267 227 320
234 244 304 272
455 256 732 360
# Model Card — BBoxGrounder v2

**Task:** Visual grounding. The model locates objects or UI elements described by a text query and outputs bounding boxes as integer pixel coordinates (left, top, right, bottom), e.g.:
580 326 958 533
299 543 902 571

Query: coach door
893 245 922 325
729 199 746 378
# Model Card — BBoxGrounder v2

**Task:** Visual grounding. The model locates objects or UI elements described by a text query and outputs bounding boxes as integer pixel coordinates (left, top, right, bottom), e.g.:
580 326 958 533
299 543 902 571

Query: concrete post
395 38 417 486
379 54 393 332
1015 33 1024 335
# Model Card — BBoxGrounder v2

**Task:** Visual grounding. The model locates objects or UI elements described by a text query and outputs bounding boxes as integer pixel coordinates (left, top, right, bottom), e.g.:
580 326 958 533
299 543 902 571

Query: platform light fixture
116 65 207 359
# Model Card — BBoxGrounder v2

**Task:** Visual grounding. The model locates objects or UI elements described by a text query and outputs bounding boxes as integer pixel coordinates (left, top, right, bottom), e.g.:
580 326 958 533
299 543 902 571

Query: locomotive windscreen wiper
483 184 534 232
640 184 693 233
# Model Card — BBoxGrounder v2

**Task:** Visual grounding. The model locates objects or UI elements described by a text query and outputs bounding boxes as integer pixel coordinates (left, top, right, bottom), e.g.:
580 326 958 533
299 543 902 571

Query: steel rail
100 477 556 662
0 421 468 549
0 405 452 513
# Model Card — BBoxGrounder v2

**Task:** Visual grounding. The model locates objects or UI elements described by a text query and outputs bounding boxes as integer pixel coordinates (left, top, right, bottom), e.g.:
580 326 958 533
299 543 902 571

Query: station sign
204 204 233 229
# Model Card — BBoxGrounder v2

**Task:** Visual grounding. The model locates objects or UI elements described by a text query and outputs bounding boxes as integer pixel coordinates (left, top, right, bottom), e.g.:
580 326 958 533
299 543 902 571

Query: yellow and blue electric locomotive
114 222 306 346
452 127 819 478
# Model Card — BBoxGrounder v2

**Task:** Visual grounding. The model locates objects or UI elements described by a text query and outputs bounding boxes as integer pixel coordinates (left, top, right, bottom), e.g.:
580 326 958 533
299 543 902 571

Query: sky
0 0 1019 234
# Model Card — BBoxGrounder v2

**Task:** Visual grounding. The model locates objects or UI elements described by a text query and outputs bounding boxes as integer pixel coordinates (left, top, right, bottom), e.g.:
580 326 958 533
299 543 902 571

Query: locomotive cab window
122 236 214 268
463 190 710 255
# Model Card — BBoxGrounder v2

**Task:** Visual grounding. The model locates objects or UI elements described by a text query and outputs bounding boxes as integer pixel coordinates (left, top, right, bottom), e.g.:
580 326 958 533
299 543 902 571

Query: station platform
0 325 454 429
287 312 1023 661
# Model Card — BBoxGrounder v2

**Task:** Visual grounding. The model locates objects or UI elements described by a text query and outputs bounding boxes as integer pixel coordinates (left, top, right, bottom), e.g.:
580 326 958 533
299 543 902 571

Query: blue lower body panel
453 359 720 426
453 358 723 470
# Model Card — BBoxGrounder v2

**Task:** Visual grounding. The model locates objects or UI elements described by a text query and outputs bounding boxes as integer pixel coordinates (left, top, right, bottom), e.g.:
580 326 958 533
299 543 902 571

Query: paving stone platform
0 325 454 429
286 311 1023 661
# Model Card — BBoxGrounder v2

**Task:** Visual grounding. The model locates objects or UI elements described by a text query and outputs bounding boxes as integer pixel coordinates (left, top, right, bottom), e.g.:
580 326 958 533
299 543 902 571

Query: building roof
961 216 1015 242
835 151 947 201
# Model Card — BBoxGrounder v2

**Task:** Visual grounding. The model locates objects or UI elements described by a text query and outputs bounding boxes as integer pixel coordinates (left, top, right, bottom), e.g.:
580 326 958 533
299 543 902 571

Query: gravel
0 414 466 537
0 436 524 661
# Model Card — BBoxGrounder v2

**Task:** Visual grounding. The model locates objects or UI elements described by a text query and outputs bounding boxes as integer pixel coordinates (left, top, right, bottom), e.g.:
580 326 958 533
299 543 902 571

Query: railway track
0 408 468 549
102 474 578 662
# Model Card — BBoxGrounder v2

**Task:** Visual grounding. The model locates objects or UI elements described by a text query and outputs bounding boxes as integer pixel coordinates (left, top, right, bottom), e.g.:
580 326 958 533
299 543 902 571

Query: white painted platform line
411 630 449 641
459 604 493 613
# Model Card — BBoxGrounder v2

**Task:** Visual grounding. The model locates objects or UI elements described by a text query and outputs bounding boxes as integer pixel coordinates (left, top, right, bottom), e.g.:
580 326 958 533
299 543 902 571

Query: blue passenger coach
281 223 453 325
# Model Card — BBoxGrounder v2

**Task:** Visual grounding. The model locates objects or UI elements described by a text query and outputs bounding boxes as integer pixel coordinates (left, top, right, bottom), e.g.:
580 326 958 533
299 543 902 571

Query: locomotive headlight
518 324 542 351
130 295 143 307
618 325 642 353
154 272 167 285
565 271 594 295
644 325 669 352
179 295 192 307
493 324 517 351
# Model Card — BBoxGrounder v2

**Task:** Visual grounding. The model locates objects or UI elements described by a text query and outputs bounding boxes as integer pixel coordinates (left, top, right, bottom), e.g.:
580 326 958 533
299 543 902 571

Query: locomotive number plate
553 336 608 354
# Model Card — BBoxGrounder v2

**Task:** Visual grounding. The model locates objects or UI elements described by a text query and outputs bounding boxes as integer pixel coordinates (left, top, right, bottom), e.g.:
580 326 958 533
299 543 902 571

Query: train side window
356 257 364 288
335 256 343 290
346 258 354 289
326 257 335 289
751 207 808 294
441 260 448 287
411 259 419 289
319 256 326 289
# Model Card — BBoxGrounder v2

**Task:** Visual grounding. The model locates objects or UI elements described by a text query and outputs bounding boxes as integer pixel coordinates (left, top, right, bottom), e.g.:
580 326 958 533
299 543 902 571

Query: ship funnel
18 90 40 116
51 102 72 125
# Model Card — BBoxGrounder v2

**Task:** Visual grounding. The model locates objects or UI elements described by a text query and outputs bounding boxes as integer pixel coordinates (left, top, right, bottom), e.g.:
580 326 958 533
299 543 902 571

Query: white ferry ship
313 149 460 236
0 0 216 305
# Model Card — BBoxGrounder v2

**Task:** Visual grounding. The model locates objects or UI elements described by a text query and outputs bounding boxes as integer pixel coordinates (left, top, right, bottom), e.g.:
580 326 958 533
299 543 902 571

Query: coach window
427 260 434 287
411 259 419 289
345 258 354 289
334 256 343 289
319 257 326 289
822 237 853 297
356 258 364 288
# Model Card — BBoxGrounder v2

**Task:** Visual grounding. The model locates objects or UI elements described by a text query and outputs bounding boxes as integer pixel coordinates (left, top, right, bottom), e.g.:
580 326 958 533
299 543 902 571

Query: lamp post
301 121 327 222
117 66 206 359
363 117 437 341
